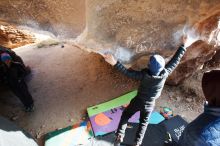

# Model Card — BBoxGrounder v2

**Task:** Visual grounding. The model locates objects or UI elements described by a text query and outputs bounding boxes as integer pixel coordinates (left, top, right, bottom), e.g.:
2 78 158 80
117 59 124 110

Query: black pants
117 97 155 145
7 78 33 108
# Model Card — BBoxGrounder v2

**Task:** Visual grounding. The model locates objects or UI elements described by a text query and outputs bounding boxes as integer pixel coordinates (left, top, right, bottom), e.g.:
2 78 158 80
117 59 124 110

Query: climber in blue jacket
103 36 188 146
178 70 220 146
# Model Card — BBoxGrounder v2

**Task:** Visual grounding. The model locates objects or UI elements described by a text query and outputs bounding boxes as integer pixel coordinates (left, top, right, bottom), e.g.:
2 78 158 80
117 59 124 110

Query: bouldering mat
45 121 93 146
86 116 186 146
87 90 165 136
84 123 166 146
123 123 167 146
90 109 165 136
89 105 139 136
84 133 117 146
87 90 138 117
160 115 188 143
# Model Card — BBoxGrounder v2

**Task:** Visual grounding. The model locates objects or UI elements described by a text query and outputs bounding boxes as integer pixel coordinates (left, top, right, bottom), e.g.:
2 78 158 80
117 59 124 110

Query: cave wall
0 0 219 51
81 0 220 53
0 0 85 37
78 0 220 85
0 21 35 48
0 0 219 49
0 0 219 85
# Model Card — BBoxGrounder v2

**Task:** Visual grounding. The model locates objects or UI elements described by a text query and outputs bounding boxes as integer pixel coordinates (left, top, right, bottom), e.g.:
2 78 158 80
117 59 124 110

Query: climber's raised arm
165 36 188 74
103 54 144 80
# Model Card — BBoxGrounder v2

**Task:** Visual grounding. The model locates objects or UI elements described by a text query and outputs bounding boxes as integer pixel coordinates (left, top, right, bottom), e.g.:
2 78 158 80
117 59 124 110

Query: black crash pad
123 123 167 146
85 123 166 146
161 115 188 143
85 115 188 146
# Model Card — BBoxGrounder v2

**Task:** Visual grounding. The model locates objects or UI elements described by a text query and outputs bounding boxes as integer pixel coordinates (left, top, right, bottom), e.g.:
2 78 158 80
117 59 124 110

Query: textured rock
0 0 85 37
0 21 35 48
209 49 220 65
78 0 220 85
0 0 220 84
167 40 216 85
79 0 220 51
196 12 220 45
166 11 220 85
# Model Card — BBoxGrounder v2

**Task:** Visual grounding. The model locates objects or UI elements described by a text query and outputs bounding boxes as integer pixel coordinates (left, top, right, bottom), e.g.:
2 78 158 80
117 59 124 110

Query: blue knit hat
149 55 165 75
1 53 12 63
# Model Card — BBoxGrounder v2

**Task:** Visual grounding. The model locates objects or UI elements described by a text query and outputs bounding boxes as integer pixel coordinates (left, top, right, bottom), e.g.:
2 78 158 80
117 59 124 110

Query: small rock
168 92 174 98
175 96 181 102
29 129 34 134
36 131 42 139
69 119 74 122
198 108 203 113
11 115 19 121
81 116 87 121
187 105 193 111
186 98 193 103
41 124 46 129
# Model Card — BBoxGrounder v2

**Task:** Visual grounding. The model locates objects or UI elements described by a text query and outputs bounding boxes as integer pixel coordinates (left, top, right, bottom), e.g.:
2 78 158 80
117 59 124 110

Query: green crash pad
87 90 137 117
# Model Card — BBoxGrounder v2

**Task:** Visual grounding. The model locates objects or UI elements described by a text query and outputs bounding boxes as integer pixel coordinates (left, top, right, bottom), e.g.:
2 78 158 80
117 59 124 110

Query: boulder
167 40 216 85
0 21 35 48
0 0 220 84
0 0 85 37
77 0 220 85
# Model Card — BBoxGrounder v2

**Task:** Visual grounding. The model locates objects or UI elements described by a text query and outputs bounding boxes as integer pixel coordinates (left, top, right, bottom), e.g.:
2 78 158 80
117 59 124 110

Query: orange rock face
0 21 35 48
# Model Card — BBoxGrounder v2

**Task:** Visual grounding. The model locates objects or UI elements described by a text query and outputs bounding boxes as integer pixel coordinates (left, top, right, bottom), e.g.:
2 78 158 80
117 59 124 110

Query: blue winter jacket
178 103 220 146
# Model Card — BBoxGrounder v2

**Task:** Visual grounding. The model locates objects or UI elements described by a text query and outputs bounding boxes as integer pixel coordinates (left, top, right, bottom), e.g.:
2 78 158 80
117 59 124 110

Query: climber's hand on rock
182 35 187 45
103 53 117 66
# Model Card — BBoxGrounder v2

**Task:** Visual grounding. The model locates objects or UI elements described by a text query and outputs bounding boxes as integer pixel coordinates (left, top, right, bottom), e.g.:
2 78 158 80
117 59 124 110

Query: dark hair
202 70 220 106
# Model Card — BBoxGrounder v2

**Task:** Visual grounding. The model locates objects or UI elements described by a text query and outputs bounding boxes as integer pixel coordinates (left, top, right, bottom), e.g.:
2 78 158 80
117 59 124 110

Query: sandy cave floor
0 42 204 145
